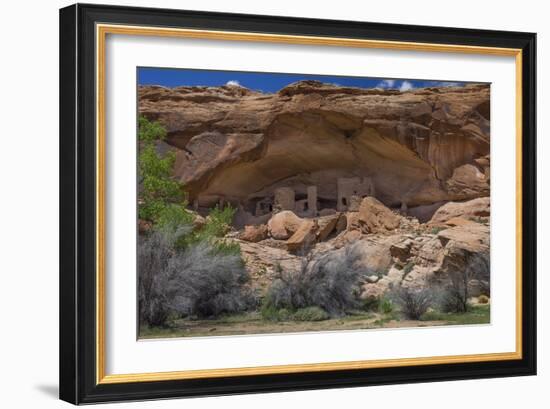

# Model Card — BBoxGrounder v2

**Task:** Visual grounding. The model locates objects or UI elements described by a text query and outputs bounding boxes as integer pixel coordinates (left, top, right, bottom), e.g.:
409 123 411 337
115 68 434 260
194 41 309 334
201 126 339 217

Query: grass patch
338 311 375 321
261 304 330 322
373 311 399 327
292 307 330 322
421 304 490 325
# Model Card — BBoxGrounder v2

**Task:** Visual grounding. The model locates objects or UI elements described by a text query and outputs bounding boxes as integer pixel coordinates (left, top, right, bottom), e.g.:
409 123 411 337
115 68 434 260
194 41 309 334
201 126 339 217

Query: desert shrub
441 251 490 313
138 222 252 326
176 204 237 250
478 294 489 304
259 301 293 322
203 205 236 236
162 241 253 318
391 286 434 320
210 239 242 256
264 242 365 316
479 280 491 297
260 302 282 321
138 227 179 327
439 284 470 313
379 297 394 314
292 307 329 322
277 308 292 321
260 304 329 322
156 203 194 229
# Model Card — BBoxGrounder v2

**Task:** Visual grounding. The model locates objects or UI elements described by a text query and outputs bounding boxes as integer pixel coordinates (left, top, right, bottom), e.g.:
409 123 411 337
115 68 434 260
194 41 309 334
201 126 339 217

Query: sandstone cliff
139 81 490 216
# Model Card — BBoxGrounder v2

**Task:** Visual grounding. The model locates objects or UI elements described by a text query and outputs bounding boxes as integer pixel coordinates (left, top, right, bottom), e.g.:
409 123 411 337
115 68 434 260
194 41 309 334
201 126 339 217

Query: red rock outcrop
429 197 490 225
139 81 490 212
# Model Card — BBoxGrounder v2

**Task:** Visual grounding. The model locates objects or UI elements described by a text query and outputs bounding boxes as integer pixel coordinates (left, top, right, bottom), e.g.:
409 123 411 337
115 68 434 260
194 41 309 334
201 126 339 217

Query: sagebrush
138 223 253 327
391 286 434 320
263 242 365 316
440 250 490 313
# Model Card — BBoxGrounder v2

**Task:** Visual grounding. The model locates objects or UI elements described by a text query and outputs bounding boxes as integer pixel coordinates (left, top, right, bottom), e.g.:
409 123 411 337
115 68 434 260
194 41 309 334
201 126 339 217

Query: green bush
156 203 194 229
139 115 167 142
175 204 238 252
194 204 235 240
260 301 289 322
292 307 329 322
379 297 394 314
260 302 330 322
138 116 188 224
278 308 292 321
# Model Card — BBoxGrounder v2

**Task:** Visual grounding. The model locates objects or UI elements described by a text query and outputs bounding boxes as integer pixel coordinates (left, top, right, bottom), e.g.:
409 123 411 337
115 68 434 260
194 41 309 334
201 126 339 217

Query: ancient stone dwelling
244 176 376 221
139 81 490 226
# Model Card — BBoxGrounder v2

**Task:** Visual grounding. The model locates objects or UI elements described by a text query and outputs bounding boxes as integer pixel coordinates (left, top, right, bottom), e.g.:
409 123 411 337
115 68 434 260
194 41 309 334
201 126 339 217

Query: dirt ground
139 304 490 339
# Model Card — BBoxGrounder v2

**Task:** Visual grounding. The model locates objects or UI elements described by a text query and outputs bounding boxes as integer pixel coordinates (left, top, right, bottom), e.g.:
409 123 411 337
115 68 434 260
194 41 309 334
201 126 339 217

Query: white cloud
225 80 242 87
399 81 414 91
377 79 396 88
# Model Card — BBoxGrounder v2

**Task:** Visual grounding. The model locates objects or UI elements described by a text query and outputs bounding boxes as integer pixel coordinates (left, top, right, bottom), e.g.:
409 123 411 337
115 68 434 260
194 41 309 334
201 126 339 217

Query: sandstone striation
139 81 490 217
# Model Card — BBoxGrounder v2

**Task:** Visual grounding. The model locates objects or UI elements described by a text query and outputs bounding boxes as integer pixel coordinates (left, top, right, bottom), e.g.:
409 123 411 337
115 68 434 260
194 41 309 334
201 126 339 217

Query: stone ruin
336 177 375 211
249 176 374 219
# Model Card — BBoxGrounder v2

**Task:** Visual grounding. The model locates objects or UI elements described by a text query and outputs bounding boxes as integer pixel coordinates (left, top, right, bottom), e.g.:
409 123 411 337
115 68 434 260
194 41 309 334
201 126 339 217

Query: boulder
341 229 362 245
316 213 341 241
353 197 402 234
429 197 490 225
361 265 404 298
335 213 347 233
437 221 489 252
390 238 414 261
446 164 490 198
407 201 446 223
237 240 302 291
267 211 303 240
365 275 380 283
352 236 401 275
286 220 318 252
239 224 268 242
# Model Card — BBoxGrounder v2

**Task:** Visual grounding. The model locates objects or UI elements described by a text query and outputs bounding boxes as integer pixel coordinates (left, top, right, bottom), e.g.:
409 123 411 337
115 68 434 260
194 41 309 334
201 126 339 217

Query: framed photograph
59 3 536 404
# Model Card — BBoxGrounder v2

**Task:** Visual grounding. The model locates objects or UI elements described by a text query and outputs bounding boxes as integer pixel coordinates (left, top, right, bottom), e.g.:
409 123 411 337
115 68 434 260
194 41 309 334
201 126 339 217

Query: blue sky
138 67 474 93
